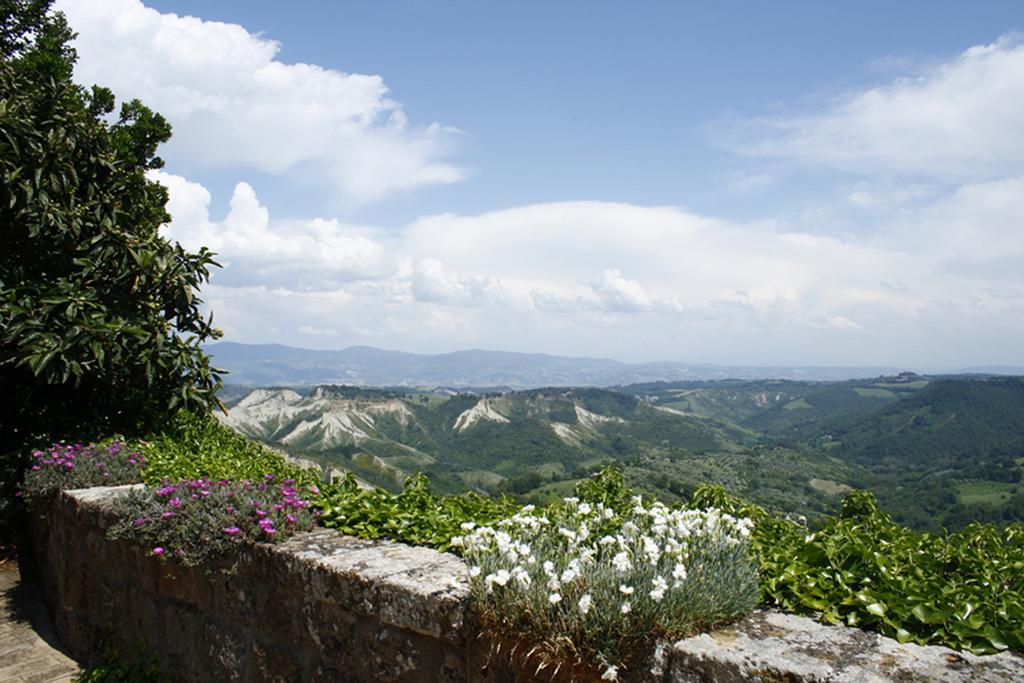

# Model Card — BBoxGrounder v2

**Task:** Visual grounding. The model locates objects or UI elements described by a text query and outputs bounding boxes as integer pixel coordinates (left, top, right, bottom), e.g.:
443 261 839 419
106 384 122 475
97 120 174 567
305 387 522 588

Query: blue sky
56 1 1024 367
142 0 1023 224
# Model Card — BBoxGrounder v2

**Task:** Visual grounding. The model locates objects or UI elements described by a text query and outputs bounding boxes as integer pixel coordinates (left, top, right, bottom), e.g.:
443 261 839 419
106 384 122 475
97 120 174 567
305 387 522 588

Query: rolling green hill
220 375 1024 530
221 384 855 517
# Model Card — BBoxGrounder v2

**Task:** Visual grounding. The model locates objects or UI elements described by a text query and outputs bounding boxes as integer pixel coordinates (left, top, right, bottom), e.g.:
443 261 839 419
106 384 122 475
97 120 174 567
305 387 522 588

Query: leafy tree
0 0 223 452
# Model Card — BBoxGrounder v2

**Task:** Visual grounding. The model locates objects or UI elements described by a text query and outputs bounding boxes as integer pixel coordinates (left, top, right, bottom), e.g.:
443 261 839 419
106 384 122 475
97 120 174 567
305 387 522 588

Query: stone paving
0 561 80 683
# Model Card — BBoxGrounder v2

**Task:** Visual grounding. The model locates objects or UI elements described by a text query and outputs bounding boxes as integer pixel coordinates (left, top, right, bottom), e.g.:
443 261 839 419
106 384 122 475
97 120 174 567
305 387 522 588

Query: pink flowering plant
20 442 146 498
107 474 319 568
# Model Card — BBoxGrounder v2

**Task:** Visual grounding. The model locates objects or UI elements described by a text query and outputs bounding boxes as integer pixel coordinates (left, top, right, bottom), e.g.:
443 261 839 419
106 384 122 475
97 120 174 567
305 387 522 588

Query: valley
220 374 1024 530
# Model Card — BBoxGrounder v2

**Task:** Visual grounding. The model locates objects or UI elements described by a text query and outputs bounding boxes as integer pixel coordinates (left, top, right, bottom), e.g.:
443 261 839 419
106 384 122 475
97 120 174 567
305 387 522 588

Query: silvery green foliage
453 495 759 679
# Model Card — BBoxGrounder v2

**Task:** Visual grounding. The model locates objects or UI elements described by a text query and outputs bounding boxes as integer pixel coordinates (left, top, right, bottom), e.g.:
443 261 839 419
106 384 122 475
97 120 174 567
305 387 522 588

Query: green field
854 387 897 399
809 478 853 496
957 481 1019 506
458 470 507 489
874 380 930 389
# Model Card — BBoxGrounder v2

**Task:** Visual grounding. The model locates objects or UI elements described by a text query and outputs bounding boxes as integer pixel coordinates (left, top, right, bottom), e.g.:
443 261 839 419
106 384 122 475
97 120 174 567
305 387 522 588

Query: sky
55 0 1024 368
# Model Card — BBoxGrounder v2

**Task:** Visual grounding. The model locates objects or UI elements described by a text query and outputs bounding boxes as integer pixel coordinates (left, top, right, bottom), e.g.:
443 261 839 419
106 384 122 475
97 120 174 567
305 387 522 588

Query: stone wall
31 486 1024 682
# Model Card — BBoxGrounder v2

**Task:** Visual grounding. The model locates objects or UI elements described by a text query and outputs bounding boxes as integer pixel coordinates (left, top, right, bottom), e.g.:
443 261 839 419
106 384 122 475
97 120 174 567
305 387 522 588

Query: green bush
317 472 519 553
0 0 222 449
133 412 317 487
691 484 1024 655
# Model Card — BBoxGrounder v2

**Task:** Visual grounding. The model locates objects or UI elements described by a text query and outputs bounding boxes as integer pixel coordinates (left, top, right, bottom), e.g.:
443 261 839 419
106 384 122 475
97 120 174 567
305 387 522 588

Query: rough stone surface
0 560 81 682
673 610 1024 682
29 485 1024 682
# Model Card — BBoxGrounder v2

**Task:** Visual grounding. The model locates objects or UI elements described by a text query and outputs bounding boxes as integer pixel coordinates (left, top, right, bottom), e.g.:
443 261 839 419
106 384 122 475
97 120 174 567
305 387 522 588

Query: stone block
671 609 1024 682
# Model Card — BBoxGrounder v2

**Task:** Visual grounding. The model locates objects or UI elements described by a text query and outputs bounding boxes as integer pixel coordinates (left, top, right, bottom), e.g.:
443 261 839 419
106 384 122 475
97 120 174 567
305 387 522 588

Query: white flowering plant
452 474 759 679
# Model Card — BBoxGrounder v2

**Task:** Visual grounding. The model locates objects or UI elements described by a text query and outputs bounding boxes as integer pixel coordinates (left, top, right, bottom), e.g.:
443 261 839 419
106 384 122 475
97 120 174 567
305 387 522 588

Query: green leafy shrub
691 484 1024 655
0 0 222 449
454 487 759 679
21 441 145 498
133 412 317 487
108 476 318 567
317 472 519 552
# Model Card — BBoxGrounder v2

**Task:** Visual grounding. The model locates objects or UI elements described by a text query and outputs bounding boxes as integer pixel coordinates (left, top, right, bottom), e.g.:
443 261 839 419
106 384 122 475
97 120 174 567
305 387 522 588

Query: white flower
543 560 556 575
672 563 688 581
577 593 592 615
547 575 561 591
642 535 661 564
469 565 481 578
560 568 578 584
460 521 476 531
601 664 619 681
549 592 562 605
612 551 631 573
650 575 668 602
618 584 634 596
449 535 464 547
485 569 511 588
512 566 532 588
620 601 631 614
599 534 617 546
578 502 592 515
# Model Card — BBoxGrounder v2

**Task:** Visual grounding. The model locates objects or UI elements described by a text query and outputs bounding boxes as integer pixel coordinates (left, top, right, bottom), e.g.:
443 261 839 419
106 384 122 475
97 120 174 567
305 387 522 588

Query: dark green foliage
817 378 1024 529
73 644 160 683
0 0 222 453
690 484 1024 655
317 473 520 553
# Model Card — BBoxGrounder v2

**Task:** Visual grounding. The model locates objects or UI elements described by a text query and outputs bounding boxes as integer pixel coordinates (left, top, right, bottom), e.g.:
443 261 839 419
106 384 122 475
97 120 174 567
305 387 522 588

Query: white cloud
57 0 463 202
154 171 395 289
156 168 1024 364
745 35 1024 179
591 270 654 312
298 325 340 336
409 258 503 306
826 316 862 331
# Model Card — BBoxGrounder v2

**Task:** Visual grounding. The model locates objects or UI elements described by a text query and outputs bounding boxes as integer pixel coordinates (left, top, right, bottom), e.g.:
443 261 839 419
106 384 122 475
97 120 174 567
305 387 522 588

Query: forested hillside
222 375 1024 530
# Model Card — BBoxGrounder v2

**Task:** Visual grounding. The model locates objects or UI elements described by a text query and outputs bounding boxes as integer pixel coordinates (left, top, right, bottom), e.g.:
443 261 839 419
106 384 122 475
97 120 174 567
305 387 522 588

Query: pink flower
223 526 241 536
161 512 175 518
169 498 182 508
152 547 165 556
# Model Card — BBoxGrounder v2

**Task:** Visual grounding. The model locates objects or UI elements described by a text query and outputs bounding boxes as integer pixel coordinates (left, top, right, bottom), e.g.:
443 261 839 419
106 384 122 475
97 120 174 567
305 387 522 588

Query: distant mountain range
206 342 945 388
